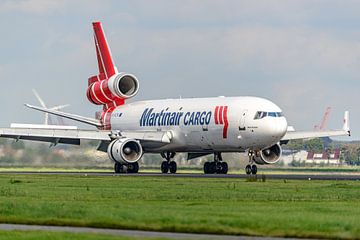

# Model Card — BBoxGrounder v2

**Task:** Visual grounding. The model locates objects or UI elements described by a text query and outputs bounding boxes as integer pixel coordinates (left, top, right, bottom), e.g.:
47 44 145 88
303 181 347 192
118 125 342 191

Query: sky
0 0 359 140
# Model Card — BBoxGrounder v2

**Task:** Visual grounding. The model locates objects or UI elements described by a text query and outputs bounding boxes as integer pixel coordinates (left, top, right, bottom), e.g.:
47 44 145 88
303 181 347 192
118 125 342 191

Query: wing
0 126 172 149
282 111 350 141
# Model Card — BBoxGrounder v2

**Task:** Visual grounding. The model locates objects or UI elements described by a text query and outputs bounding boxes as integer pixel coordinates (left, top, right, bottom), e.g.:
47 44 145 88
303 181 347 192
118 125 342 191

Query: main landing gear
114 162 139 174
203 152 228 174
160 151 177 174
245 151 257 175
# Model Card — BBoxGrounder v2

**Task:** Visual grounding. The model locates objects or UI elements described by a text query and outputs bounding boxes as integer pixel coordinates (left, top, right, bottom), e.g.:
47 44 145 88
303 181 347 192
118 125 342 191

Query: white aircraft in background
0 22 350 174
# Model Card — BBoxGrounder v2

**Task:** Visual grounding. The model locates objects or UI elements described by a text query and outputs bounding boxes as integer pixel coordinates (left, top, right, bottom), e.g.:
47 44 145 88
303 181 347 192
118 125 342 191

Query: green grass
0 174 359 239
0 230 167 240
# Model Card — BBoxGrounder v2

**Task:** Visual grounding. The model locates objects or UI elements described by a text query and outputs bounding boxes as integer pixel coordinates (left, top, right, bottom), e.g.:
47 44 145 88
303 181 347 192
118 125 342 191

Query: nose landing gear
203 152 228 174
245 151 258 175
160 151 177 174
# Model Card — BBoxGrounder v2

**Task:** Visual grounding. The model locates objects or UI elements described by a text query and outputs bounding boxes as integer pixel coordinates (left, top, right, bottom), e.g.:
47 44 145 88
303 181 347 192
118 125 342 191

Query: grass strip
0 174 358 239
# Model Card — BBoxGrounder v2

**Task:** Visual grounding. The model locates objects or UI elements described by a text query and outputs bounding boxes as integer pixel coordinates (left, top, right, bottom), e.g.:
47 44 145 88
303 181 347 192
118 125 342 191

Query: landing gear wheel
127 162 139 173
161 161 169 173
169 161 177 174
221 162 228 174
209 162 216 174
204 162 210 174
245 165 252 175
251 165 257 175
114 162 123 173
215 162 223 174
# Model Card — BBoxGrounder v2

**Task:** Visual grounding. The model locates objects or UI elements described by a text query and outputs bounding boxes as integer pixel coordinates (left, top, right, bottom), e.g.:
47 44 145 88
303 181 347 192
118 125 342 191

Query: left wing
0 127 111 145
282 111 350 141
0 126 172 148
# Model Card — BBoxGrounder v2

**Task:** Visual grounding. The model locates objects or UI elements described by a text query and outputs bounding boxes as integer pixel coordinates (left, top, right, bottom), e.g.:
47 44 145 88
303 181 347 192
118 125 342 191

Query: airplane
0 22 350 174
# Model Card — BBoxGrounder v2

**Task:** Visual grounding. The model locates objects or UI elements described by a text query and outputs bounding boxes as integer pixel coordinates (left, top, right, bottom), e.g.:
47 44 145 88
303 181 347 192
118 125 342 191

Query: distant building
306 149 341 165
281 149 342 166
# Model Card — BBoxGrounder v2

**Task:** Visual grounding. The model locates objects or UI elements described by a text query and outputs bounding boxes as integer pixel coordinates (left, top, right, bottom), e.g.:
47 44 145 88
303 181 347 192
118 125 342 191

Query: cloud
0 0 67 14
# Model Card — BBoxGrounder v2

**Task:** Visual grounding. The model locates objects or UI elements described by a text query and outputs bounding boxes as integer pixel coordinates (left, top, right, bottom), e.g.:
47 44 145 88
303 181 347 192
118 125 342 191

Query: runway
0 223 304 239
0 171 359 180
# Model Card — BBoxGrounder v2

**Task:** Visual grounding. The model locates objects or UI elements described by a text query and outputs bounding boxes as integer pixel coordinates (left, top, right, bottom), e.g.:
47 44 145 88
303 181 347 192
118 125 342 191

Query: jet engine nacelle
107 138 143 164
253 143 282 165
87 73 139 105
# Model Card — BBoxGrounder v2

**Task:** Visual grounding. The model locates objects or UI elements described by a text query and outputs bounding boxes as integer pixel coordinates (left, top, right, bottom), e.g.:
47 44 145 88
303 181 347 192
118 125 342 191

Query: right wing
24 104 102 127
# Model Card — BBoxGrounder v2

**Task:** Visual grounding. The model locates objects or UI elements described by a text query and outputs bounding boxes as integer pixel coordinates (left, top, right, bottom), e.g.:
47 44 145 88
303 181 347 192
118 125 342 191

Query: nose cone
264 116 288 142
273 117 288 139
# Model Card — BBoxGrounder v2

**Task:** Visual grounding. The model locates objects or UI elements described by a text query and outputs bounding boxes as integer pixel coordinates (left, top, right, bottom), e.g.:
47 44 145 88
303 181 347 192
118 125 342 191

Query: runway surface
0 171 359 180
0 223 304 240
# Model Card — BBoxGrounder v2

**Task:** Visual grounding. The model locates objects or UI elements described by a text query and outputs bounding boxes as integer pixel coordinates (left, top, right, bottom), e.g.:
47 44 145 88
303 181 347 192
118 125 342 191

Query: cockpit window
254 111 283 119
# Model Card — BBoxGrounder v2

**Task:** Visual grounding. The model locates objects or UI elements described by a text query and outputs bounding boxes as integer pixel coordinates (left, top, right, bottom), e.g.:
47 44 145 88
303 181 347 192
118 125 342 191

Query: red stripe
214 106 219 124
219 106 224 124
93 81 107 104
101 107 115 130
100 79 114 101
93 22 116 78
223 106 229 138
94 35 105 75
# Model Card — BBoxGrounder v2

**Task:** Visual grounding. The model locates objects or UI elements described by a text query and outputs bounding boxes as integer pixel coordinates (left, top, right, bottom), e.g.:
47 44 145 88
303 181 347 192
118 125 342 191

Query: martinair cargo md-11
0 22 350 174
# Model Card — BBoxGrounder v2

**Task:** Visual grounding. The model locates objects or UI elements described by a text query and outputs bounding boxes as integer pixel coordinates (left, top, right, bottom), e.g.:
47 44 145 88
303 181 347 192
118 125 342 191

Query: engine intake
107 138 143 164
87 73 139 106
109 73 139 99
253 143 282 165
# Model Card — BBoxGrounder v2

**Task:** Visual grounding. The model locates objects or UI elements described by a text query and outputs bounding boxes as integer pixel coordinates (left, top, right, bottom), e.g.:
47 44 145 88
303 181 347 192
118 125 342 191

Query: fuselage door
239 110 247 131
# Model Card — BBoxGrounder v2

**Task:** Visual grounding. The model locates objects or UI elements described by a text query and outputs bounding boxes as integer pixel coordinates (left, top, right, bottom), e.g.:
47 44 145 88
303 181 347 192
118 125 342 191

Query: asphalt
0 171 359 180
0 223 305 240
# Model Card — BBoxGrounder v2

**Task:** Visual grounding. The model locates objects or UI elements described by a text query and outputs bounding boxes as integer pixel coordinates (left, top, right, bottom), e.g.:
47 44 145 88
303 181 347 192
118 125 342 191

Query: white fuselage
110 96 288 153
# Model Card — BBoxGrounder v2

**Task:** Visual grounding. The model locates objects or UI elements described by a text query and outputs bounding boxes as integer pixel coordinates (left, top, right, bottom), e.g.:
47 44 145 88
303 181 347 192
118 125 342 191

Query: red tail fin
92 22 116 79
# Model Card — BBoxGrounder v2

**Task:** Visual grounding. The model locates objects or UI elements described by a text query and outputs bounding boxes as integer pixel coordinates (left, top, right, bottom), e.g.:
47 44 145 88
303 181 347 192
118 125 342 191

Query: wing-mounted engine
86 21 140 109
253 143 282 165
107 138 143 164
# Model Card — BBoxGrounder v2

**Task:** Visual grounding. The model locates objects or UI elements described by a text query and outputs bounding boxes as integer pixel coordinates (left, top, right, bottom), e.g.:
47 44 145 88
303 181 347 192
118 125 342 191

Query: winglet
92 21 117 79
343 111 350 136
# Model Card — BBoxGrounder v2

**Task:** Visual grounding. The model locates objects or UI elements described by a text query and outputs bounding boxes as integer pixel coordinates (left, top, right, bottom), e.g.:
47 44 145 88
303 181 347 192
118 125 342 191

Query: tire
127 162 139 173
209 162 216 174
204 162 210 174
169 161 177 174
133 162 139 173
114 162 122 173
251 165 257 175
221 162 228 174
161 161 169 173
215 162 222 174
245 165 252 175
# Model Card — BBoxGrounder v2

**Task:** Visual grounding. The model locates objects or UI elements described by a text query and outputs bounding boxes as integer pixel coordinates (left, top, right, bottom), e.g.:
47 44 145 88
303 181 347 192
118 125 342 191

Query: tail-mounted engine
253 143 282 165
87 72 139 107
107 138 143 164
